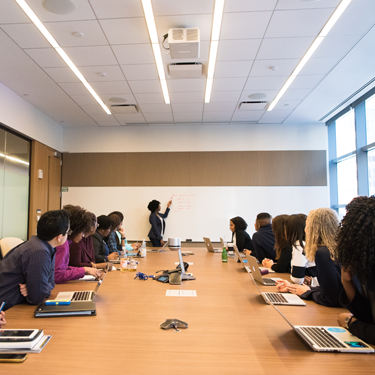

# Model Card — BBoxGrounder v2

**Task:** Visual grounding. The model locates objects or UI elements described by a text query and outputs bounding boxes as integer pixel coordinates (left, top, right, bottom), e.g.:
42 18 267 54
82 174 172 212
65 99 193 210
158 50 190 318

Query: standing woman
336 196 375 344
230 216 254 254
147 199 172 247
262 215 292 273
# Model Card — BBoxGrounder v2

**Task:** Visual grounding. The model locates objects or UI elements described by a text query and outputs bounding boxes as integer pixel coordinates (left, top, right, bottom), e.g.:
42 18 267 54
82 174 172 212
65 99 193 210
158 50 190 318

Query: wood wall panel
62 151 327 187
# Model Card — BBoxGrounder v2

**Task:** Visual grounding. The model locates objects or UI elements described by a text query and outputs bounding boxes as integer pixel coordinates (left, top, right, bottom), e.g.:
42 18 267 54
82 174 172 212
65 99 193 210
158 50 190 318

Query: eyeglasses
66 229 73 236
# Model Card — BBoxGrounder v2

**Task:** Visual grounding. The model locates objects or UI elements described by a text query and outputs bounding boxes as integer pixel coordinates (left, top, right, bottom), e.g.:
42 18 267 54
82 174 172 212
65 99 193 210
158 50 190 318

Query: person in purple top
55 205 101 283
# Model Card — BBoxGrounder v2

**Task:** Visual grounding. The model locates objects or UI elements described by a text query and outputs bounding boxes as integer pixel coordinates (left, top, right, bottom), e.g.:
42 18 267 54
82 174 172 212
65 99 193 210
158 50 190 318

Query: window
336 110 355 157
366 95 375 144
337 156 357 204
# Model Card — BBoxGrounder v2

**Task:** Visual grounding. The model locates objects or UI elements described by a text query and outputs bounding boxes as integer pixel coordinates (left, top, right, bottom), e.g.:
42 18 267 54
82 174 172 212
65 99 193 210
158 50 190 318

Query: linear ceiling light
14 0 111 115
142 0 170 104
268 0 352 111
205 0 225 103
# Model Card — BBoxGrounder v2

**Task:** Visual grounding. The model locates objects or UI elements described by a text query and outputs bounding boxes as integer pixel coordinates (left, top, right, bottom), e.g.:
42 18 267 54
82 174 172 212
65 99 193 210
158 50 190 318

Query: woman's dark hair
147 200 160 212
108 212 122 231
285 214 307 249
272 214 289 260
108 211 124 221
63 204 91 239
37 210 70 241
335 196 375 286
97 215 112 231
83 212 97 235
230 216 248 231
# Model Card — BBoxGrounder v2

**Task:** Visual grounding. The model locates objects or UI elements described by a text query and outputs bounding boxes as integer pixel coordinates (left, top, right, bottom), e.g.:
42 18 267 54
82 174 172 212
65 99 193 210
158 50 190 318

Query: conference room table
3 248 374 374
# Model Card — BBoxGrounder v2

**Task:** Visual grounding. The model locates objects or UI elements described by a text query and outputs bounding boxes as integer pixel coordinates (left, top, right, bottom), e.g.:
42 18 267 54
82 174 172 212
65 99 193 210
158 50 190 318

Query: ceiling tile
90 113 116 122
231 111 264 121
276 0 340 10
70 94 98 106
59 82 88 95
143 113 174 122
212 77 247 91
64 46 117 66
172 103 204 112
282 88 313 101
217 39 262 61
139 103 172 113
169 92 205 103
225 0 277 12
221 12 272 40
244 76 288 90
114 113 146 123
173 112 203 122
204 102 238 112
214 61 253 78
258 109 293 123
129 80 162 93
134 93 165 104
0 1 31 23
257 37 314 60
89 0 144 18
121 64 159 81
112 44 155 64
99 18 149 44
80 66 126 82
289 75 324 89
1 24 50 48
203 112 234 122
168 79 206 92
313 34 361 58
81 105 109 115
250 59 299 77
100 93 137 105
273 100 300 110
89 81 132 94
24 48 66 68
153 0 214 16
265 9 333 38
239 90 278 102
43 67 80 83
299 57 338 75
97 121 121 126
210 91 242 102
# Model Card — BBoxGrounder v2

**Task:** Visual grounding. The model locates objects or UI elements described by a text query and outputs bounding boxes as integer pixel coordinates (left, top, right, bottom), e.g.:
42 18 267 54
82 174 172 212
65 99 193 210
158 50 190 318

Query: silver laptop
246 255 282 286
203 237 222 253
270 302 374 353
233 245 274 274
55 265 108 302
147 240 169 252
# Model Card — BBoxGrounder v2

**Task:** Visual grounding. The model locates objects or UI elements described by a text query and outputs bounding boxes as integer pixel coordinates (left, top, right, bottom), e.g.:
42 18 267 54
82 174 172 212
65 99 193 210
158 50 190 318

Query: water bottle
140 239 147 257
222 240 228 263
120 246 128 273
128 259 137 272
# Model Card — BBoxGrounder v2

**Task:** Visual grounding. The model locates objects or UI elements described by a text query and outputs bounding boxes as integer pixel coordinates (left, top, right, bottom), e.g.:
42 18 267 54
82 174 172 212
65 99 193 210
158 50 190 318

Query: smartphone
0 329 39 341
0 354 28 363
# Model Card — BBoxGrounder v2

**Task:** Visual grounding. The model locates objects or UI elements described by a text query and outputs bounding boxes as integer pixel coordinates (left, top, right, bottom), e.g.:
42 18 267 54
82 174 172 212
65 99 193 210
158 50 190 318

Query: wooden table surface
2 249 374 374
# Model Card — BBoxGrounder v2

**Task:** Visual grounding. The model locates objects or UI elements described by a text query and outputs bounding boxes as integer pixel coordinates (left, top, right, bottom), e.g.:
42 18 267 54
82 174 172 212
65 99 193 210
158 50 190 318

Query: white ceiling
0 0 374 127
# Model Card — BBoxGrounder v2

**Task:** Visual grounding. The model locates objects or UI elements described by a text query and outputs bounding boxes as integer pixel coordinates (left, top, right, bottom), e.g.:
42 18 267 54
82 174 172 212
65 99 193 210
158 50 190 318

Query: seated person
251 213 276 263
229 216 254 254
0 311 5 327
106 211 139 255
0 210 69 310
69 212 108 270
276 208 342 307
55 205 102 283
93 215 119 263
262 215 292 273
337 196 375 344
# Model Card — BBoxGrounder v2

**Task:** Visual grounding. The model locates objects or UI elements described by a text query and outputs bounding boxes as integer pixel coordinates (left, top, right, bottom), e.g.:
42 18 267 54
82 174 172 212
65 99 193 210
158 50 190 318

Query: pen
0 302 5 313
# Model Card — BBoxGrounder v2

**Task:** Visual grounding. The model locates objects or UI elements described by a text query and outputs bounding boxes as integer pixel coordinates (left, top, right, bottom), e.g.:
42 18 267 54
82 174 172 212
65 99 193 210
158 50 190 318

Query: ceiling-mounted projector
168 28 200 59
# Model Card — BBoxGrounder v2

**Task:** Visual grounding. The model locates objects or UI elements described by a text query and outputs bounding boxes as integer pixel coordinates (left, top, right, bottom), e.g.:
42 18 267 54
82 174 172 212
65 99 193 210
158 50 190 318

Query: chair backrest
0 237 24 258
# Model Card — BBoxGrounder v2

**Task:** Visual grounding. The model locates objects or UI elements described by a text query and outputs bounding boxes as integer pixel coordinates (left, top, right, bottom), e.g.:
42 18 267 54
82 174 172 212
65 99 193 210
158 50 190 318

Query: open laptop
54 264 108 302
270 302 373 353
203 237 222 253
246 258 306 306
147 240 169 252
246 255 282 286
233 245 274 274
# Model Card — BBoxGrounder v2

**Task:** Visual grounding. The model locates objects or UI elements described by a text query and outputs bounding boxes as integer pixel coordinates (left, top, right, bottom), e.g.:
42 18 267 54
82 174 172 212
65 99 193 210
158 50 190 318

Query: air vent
172 29 184 40
168 28 200 59
168 63 202 78
110 105 138 114
239 101 268 110
186 28 199 41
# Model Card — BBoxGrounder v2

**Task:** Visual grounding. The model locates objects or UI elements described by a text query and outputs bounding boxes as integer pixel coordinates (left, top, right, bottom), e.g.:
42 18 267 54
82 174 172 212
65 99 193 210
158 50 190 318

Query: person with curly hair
230 216 254 254
147 199 172 247
336 196 375 344
262 215 292 273
55 205 102 283
276 208 342 307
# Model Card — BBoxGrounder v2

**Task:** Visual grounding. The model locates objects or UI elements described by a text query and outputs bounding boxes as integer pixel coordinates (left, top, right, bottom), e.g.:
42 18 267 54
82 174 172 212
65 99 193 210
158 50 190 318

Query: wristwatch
121 237 126 240
345 315 354 330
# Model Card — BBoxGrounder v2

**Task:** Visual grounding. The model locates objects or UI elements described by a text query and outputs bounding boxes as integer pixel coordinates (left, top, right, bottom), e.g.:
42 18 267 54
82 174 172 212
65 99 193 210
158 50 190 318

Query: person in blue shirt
0 210 70 311
147 199 172 247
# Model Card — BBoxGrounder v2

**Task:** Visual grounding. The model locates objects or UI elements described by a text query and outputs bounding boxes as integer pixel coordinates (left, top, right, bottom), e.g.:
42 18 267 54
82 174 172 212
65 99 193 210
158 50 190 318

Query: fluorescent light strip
268 0 352 111
142 0 170 104
0 153 29 166
205 0 225 103
14 0 111 115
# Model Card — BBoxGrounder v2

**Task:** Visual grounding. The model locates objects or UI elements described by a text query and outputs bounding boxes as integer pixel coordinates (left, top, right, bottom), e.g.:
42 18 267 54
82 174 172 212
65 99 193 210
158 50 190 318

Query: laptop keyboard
263 278 276 285
264 293 288 304
72 291 91 302
299 327 346 348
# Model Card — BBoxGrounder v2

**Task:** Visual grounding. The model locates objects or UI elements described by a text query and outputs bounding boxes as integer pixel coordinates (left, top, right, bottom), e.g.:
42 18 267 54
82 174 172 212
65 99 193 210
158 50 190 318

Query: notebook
34 301 96 318
54 264 108 302
270 302 374 353
245 255 282 286
203 237 222 253
246 259 306 306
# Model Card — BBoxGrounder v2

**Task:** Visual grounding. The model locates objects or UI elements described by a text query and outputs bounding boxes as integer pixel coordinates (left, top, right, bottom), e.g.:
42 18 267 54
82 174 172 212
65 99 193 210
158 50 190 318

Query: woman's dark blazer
148 208 170 240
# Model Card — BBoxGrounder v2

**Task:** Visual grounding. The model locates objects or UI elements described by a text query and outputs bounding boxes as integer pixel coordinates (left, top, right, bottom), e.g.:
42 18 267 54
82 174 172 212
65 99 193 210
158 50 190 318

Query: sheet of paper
166 290 197 297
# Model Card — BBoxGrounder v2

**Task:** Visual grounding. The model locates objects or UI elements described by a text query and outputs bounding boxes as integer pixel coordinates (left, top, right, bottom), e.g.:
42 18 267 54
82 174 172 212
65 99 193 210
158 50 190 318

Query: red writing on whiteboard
172 193 195 213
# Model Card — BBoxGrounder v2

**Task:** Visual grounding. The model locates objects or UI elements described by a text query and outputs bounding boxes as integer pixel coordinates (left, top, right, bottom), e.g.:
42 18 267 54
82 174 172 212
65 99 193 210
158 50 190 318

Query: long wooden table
3 249 374 374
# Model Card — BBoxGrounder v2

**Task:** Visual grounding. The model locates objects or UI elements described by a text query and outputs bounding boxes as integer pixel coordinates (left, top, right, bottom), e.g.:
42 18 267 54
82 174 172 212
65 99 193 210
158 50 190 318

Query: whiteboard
62 186 329 242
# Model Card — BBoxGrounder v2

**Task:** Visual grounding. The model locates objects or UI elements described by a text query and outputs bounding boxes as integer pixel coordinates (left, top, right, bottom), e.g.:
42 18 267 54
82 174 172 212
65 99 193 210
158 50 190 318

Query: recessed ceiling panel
43 67 80 83
112 44 154 64
203 111 234 122
167 78 206 93
250 59 299 77
89 81 132 95
64 46 117 66
169 92 205 103
121 64 159 81
143 112 174 123
231 111 264 122
204 102 238 112
172 103 204 112
173 112 203 122
139 103 172 113
24 47 66 68
210 91 242 103
128 80 162 94
89 0 144 19
224 0 277 12
212 77 247 91
153 0 214 16
1 23 50 48
217 39 262 61
80 65 126 82
214 61 253 78
134 93 165 104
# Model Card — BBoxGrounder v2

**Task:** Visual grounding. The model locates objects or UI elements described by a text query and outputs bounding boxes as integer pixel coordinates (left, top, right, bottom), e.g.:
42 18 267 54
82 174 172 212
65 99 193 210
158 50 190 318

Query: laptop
246 259 306 306
203 237 222 253
147 240 169 252
270 302 374 353
246 255 282 286
54 264 108 302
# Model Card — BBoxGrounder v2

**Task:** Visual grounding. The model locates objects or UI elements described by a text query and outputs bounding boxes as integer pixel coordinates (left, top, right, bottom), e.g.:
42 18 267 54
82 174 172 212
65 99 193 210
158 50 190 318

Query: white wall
62 122 327 153
0 83 64 151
